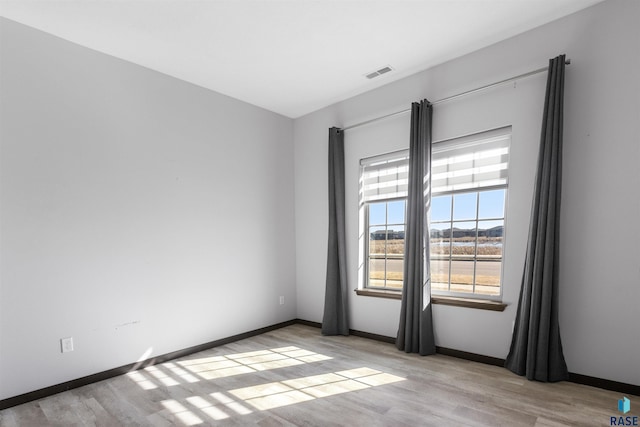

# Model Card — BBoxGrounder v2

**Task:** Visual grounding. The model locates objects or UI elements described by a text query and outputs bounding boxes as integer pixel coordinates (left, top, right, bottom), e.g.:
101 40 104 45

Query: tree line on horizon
370 225 503 240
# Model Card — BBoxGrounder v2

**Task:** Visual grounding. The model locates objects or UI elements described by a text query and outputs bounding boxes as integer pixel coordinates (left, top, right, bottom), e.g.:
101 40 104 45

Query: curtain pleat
396 100 436 355
322 127 349 336
505 55 569 381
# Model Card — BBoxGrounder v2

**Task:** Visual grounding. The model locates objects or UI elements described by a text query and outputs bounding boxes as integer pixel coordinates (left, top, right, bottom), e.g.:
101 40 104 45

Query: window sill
431 296 507 311
355 289 507 312
355 288 402 300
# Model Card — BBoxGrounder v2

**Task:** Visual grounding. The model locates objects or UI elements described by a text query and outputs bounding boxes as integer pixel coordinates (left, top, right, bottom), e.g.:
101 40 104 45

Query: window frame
429 185 508 301
363 197 407 291
359 149 410 293
358 127 510 302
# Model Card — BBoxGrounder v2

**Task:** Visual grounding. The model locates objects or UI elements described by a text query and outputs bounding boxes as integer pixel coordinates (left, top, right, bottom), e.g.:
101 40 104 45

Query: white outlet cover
61 337 74 353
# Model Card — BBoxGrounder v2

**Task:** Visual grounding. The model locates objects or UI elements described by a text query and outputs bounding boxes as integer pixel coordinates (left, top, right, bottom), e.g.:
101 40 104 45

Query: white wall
294 0 639 385
0 18 296 400
1 0 638 402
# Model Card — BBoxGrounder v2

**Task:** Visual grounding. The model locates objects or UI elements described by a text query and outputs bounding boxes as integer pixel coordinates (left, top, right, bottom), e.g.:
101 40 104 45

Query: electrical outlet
279 296 285 305
61 337 74 353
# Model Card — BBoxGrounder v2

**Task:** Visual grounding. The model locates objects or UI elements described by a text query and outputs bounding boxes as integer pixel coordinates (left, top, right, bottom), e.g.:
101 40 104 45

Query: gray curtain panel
505 55 569 381
396 100 436 355
322 127 349 336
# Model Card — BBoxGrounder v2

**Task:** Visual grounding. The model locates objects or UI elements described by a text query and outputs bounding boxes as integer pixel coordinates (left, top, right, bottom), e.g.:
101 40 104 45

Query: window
430 189 506 297
360 127 510 299
367 199 407 290
360 151 409 291
430 127 510 299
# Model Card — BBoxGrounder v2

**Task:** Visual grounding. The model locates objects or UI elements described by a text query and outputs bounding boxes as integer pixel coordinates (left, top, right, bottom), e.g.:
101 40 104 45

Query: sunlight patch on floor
163 362 200 383
139 346 405 425
229 367 405 410
126 371 157 390
185 396 229 421
176 346 332 382
127 346 335 392
161 399 204 426
144 366 180 387
210 392 253 415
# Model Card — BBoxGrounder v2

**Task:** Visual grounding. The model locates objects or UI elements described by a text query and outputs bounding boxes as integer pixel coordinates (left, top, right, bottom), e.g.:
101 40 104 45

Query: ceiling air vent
365 65 394 79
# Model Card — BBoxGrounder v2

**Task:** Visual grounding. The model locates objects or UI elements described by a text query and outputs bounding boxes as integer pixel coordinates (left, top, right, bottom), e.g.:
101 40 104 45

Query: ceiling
0 0 604 118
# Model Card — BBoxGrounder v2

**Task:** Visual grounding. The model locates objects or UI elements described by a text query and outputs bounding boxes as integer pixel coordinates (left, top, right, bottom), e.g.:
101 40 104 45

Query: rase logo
611 397 638 426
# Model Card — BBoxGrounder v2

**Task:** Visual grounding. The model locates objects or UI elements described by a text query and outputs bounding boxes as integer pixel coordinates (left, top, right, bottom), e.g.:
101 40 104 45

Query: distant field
369 238 502 292
369 271 500 286
370 238 503 256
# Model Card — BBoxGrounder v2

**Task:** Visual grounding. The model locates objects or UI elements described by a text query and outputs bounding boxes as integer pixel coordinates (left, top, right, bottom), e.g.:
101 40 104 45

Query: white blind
432 127 510 194
360 127 510 202
360 150 409 202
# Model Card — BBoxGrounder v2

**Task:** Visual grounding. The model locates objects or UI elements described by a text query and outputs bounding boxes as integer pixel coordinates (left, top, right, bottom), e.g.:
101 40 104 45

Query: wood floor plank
0 408 19 427
78 396 120 427
1 324 636 426
38 392 85 426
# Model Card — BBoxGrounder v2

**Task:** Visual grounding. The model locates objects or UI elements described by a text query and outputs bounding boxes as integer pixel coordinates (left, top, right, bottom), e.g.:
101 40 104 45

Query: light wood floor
0 324 634 426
